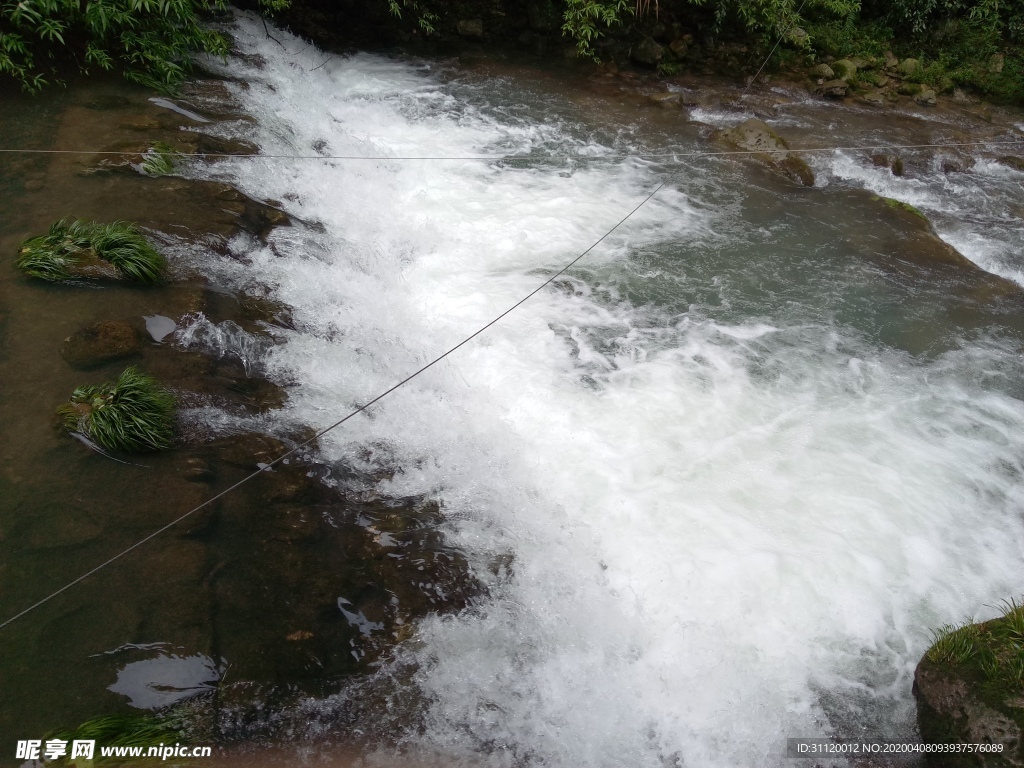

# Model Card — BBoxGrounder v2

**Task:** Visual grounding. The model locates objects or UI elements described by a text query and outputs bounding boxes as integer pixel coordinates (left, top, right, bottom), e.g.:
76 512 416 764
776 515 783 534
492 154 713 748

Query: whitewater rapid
185 16 1024 767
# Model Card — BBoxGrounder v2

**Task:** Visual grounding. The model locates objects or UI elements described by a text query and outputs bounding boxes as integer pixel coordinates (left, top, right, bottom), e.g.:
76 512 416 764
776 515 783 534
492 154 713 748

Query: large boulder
714 118 815 187
914 608 1024 766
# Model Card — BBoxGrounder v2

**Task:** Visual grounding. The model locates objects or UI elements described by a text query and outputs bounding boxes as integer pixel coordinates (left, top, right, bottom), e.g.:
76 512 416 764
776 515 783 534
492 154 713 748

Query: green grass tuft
49 712 186 749
15 218 166 284
140 141 184 177
925 597 1024 698
59 366 175 453
927 620 981 664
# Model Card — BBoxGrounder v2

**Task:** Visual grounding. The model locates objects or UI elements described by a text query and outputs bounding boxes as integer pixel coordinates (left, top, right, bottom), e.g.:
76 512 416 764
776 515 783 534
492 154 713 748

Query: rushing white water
187 16 1024 767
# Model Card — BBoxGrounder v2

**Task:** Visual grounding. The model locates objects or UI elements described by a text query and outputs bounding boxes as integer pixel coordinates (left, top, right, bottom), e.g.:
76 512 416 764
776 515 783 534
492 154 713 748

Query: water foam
194 17 1024 766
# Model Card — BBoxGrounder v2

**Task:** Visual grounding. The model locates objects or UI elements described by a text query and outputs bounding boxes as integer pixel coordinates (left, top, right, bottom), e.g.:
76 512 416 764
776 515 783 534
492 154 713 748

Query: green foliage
58 366 175 452
925 598 1024 696
16 219 166 284
562 0 634 59
49 712 186 749
387 0 438 35
874 195 930 222
0 0 234 94
140 141 183 176
927 620 981 664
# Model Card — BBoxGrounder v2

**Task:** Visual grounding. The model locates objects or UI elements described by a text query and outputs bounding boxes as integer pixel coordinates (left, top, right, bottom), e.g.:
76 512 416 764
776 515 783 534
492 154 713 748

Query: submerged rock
714 118 815 187
648 92 683 108
61 321 142 369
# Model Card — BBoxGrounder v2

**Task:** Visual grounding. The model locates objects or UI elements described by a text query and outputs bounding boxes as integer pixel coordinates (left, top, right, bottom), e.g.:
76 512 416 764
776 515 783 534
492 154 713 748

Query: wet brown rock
714 118 815 187
60 321 142 369
815 79 849 98
999 156 1024 172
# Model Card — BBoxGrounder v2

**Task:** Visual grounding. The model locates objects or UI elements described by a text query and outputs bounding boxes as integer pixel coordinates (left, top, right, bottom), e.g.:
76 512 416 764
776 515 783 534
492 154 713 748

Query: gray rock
631 37 664 67
456 19 483 38
714 118 815 187
862 91 885 106
914 88 937 106
60 321 142 369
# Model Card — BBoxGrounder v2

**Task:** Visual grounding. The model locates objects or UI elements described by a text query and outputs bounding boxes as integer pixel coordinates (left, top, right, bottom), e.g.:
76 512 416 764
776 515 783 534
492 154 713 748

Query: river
3 11 1024 767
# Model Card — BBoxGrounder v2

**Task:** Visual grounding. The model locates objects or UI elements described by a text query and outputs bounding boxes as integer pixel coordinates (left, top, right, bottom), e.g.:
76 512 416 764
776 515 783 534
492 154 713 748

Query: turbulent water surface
172 16 1024 767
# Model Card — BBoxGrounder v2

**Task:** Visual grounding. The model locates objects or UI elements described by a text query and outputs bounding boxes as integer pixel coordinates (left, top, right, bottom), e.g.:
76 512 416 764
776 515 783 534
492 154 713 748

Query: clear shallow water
186 16 1024 766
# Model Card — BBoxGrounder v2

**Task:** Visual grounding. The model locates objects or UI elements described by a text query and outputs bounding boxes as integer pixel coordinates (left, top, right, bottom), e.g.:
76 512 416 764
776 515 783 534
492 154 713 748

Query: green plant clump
16 219 166 284
872 195 930 222
58 366 175 452
49 712 187 751
141 141 184 176
926 598 1024 693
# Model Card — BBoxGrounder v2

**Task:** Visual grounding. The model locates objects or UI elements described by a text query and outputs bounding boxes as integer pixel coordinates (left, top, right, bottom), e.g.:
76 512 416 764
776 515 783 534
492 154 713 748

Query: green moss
58 366 175 453
872 195 930 222
15 219 166 284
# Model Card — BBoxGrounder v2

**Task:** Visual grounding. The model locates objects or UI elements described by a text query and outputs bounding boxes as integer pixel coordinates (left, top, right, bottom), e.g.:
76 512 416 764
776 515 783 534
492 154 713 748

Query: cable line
0 138 1021 162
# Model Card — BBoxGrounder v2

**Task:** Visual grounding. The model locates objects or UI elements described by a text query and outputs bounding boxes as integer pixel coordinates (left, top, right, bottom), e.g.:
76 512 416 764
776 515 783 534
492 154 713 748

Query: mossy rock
872 195 930 223
16 219 166 284
714 118 815 187
915 601 1024 765
58 366 175 452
